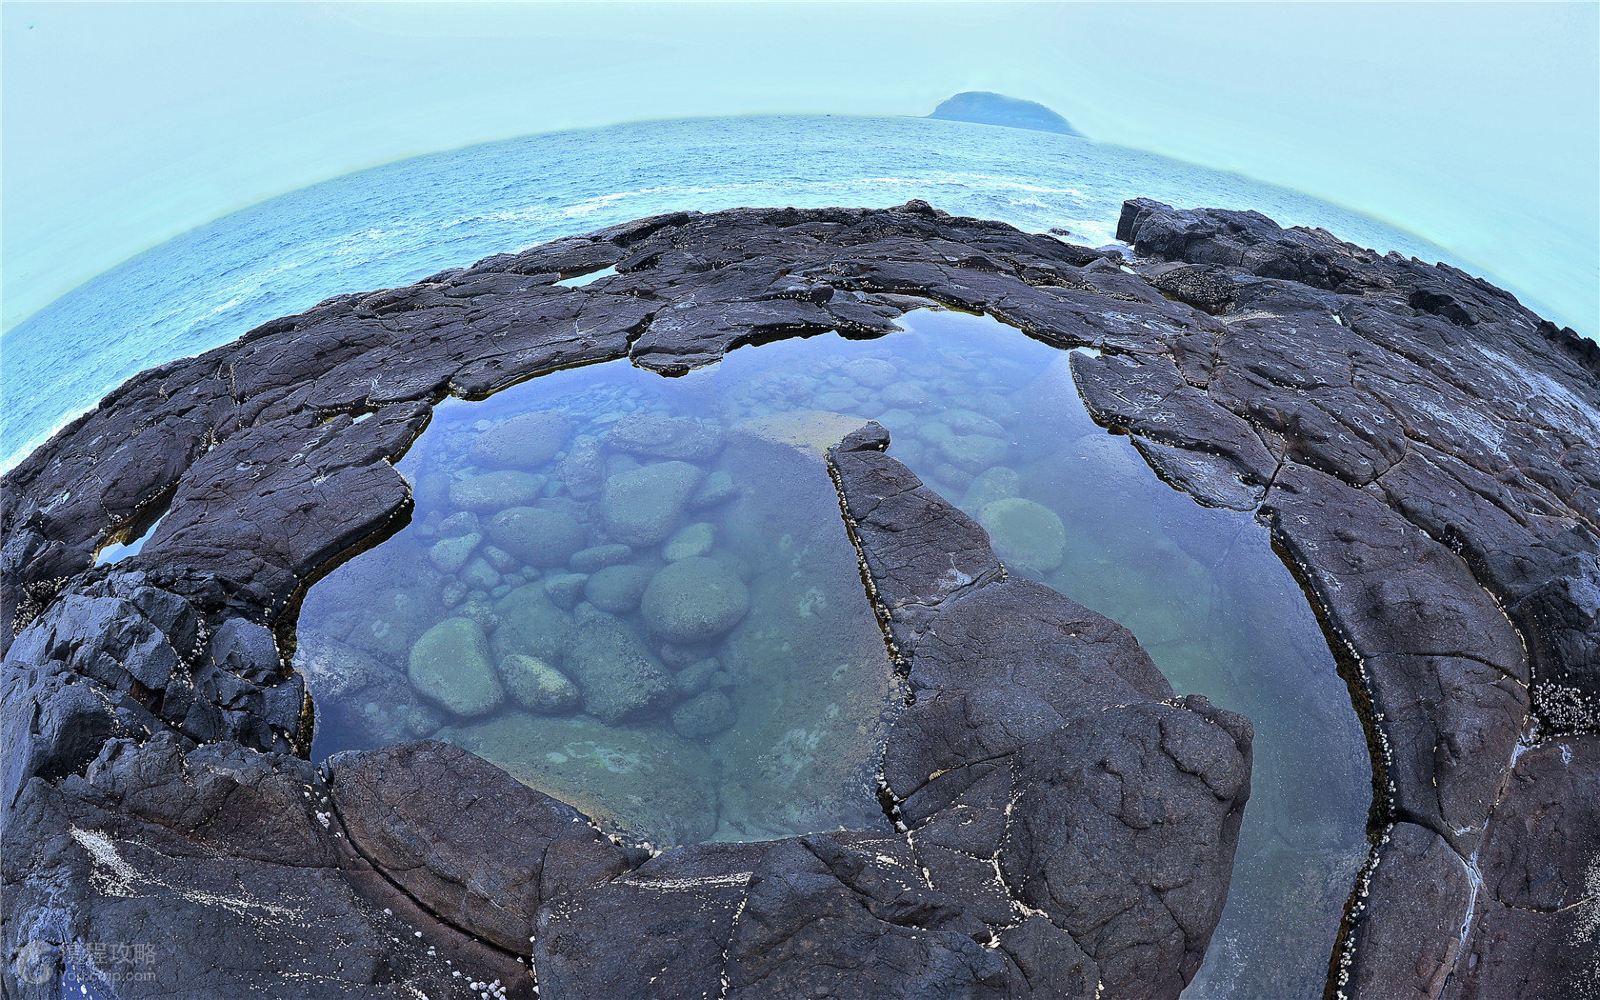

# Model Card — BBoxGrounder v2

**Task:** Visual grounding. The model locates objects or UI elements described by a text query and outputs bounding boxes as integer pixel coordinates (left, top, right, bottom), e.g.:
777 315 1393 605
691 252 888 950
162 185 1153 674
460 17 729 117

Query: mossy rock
407 617 504 718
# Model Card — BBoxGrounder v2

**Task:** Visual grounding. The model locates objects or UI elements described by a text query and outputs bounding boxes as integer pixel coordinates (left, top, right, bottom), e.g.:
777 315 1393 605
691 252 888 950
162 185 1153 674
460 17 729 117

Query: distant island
927 91 1082 135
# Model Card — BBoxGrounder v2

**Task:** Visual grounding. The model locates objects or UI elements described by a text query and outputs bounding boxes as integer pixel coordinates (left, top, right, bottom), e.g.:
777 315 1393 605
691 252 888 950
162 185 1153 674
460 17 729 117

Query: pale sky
3 2 1597 332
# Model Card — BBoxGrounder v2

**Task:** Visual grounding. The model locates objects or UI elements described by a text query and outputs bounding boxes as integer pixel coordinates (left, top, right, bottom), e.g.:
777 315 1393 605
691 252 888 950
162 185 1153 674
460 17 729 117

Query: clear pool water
292 308 1371 998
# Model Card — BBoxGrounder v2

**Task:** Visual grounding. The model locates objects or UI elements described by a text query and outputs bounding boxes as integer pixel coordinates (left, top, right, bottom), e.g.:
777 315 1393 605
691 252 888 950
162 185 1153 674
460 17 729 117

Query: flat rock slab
3 199 1596 997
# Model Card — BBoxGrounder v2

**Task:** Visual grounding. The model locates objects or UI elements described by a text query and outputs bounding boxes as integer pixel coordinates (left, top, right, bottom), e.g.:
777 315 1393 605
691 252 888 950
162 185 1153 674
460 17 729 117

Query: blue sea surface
1 114 1472 471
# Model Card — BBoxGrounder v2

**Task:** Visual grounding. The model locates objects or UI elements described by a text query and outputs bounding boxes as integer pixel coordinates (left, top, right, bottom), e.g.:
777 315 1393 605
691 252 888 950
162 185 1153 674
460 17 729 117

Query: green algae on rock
408 617 504 718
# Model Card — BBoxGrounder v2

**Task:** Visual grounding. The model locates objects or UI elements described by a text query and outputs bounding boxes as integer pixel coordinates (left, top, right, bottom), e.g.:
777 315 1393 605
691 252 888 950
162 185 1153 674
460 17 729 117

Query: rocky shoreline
3 200 1596 997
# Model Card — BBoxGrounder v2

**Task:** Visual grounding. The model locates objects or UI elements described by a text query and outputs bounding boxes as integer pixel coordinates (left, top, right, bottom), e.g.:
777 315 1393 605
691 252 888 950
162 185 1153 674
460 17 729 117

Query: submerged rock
569 542 633 573
542 572 588 610
663 521 715 561
605 413 725 462
962 465 1021 510
583 563 653 615
674 657 725 697
562 615 676 723
639 556 751 644
979 496 1067 573
427 531 481 574
491 583 574 663
469 409 573 469
688 470 738 509
938 430 1009 471
599 460 703 544
735 408 865 455
440 712 719 846
486 505 586 567
449 470 547 511
496 653 580 715
671 689 736 739
407 617 504 718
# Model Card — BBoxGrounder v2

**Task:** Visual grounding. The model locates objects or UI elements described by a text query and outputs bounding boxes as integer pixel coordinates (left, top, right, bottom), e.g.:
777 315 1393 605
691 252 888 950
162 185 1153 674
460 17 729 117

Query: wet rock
2 736 504 1000
406 617 503 718
569 542 632 573
639 556 751 644
562 615 676 723
485 505 587 567
978 497 1067 574
1345 822 1473 1000
583 563 653 615
663 521 714 561
469 409 573 469
496 654 580 715
829 429 1251 999
671 689 736 739
427 531 480 573
600 460 703 545
330 741 635 954
1442 736 1600 999
448 470 547 511
208 618 280 680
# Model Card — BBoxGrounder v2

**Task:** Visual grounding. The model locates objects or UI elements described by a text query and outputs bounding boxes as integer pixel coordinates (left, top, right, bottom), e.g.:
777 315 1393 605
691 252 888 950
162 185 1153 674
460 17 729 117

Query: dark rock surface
928 91 1083 136
4 198 1595 997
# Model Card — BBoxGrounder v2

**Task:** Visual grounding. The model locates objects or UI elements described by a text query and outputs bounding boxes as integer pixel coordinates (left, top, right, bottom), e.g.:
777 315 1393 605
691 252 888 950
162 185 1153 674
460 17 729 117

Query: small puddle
291 308 1370 995
554 265 618 288
95 508 169 566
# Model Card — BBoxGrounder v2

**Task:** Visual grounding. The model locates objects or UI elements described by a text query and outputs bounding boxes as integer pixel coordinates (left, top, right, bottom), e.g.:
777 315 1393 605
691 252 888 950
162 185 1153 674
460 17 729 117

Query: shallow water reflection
293 308 1370 997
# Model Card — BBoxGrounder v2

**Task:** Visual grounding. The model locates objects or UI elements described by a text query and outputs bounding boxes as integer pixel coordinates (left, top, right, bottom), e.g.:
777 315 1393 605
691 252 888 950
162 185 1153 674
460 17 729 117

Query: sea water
1 114 1477 472
291 308 1371 999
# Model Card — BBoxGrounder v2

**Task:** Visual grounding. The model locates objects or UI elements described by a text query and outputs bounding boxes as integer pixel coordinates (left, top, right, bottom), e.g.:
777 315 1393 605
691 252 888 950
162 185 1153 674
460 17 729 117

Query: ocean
0 114 1476 472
